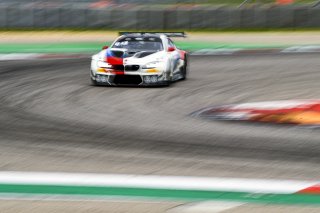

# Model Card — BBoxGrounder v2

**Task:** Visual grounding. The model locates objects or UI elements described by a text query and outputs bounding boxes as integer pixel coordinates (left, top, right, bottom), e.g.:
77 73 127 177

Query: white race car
90 32 188 86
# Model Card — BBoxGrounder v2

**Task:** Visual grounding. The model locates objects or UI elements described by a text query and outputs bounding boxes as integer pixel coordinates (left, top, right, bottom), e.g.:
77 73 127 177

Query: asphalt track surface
1 54 320 180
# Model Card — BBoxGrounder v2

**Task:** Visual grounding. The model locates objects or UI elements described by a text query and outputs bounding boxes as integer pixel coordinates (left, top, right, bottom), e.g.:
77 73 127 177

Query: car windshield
112 37 163 51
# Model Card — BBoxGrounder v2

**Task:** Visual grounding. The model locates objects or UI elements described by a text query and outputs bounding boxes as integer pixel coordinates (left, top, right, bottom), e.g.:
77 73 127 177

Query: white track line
281 45 320 53
0 53 43 60
0 171 317 194
167 201 244 213
0 193 173 203
191 49 240 55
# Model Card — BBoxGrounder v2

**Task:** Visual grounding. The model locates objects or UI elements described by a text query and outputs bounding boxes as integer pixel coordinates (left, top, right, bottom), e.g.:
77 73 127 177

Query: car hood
94 48 165 65
125 50 166 65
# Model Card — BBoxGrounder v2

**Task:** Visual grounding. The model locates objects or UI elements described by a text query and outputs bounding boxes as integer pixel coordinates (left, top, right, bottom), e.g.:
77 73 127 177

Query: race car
90 32 188 86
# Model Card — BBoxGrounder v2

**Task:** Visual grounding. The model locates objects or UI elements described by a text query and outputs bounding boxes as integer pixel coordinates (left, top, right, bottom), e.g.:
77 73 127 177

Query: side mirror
168 47 175 52
102 45 109 50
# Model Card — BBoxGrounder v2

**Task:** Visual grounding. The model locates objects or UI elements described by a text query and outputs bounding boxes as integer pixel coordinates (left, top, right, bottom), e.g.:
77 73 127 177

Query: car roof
119 34 164 39
118 32 185 38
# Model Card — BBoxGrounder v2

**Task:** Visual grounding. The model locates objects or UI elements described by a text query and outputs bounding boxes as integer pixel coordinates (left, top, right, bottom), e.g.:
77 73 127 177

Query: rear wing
119 32 186 38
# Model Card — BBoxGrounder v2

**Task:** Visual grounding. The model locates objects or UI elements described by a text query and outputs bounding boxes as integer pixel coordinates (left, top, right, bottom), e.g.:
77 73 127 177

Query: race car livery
90 32 188 86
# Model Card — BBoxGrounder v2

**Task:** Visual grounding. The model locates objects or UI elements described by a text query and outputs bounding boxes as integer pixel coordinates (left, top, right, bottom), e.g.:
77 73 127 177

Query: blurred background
0 0 319 29
1 1 320 213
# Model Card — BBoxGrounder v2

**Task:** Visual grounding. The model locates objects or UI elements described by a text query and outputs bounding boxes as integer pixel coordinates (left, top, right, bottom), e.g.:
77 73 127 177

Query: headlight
97 60 112 68
142 61 163 69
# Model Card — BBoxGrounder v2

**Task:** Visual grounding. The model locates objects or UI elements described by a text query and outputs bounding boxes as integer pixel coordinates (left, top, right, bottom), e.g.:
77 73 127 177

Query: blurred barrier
0 5 320 29
277 0 294 5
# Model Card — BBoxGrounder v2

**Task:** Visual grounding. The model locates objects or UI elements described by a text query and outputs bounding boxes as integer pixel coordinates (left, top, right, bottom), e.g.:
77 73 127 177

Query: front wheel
91 78 98 86
181 56 188 80
90 70 98 86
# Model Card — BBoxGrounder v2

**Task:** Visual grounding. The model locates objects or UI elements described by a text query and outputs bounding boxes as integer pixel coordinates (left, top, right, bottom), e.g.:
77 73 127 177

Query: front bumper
93 73 169 86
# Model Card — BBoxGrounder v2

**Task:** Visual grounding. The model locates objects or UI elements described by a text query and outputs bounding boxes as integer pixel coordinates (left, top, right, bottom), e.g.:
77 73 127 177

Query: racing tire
90 70 99 86
181 55 188 80
162 81 171 87
91 78 98 86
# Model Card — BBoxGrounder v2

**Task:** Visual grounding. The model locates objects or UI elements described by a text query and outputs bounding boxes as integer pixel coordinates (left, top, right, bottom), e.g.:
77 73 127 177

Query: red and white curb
192 100 320 126
0 171 319 195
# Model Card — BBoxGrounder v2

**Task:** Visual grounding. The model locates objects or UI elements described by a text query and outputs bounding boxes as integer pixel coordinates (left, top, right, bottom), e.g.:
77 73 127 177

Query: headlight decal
142 61 163 69
146 69 159 73
97 60 112 68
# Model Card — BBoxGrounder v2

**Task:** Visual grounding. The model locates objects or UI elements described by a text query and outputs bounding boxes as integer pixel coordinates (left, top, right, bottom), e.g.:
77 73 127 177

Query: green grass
0 41 298 54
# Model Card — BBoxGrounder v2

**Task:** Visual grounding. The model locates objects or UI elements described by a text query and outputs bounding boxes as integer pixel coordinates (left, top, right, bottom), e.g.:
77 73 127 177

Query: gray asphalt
1 54 320 180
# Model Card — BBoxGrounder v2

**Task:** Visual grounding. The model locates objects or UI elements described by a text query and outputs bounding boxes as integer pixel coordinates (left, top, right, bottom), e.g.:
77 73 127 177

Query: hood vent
111 50 125 58
134 51 156 58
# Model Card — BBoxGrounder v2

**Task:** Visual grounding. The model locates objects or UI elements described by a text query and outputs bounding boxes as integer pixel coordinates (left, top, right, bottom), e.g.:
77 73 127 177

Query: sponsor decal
193 100 320 126
105 49 125 65
104 49 126 74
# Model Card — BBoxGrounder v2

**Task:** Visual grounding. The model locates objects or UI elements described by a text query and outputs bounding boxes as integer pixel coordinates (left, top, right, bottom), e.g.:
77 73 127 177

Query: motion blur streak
1 54 320 182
